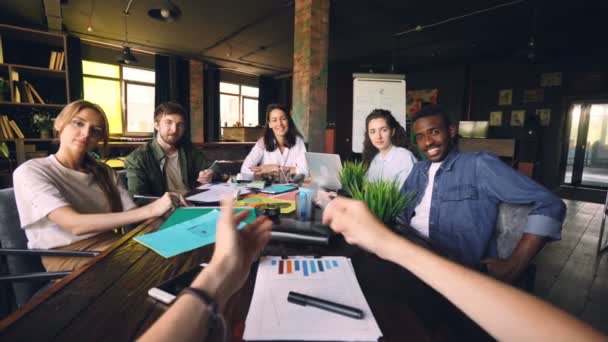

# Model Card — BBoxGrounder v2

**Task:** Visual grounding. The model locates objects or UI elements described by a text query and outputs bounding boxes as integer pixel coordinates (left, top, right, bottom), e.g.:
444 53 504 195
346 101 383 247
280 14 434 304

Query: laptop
305 152 343 191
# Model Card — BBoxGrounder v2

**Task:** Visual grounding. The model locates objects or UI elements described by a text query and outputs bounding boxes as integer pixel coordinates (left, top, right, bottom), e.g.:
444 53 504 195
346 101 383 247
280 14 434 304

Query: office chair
495 203 542 291
0 188 99 316
116 169 128 188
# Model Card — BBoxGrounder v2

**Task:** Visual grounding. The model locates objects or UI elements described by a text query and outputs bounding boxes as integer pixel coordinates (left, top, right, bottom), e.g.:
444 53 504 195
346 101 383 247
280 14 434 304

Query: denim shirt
399 149 566 267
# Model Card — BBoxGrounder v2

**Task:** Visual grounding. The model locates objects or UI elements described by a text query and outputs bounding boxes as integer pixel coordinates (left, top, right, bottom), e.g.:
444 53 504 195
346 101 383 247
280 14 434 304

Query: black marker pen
287 291 364 319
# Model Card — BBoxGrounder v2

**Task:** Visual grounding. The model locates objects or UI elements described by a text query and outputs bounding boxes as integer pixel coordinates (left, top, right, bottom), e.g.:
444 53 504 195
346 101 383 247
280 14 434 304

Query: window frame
219 81 259 129
82 61 155 137
241 96 259 127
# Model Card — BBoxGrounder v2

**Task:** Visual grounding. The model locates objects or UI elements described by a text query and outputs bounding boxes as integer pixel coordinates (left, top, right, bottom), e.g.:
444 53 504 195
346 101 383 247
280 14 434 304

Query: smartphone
148 263 207 304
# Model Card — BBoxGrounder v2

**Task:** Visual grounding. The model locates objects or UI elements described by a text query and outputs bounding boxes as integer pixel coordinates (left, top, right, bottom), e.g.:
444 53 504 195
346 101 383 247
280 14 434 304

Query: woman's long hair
54 100 123 212
362 109 409 165
262 103 302 152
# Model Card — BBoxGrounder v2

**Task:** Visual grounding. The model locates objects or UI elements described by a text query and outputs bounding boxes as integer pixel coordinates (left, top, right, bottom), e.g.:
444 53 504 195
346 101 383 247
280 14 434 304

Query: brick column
190 59 204 143
292 0 330 152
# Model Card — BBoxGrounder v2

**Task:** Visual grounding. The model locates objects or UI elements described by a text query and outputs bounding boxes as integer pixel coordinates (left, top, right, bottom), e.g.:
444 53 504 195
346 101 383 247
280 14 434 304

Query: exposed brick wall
292 0 330 152
190 59 204 143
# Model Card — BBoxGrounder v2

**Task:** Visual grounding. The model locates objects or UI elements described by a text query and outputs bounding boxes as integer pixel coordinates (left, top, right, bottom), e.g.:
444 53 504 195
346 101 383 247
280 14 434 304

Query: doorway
563 102 608 188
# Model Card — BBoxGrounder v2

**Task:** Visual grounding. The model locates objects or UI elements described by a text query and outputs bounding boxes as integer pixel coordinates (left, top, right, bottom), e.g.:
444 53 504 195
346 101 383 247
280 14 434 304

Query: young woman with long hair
13 100 185 272
362 109 416 187
240 103 308 179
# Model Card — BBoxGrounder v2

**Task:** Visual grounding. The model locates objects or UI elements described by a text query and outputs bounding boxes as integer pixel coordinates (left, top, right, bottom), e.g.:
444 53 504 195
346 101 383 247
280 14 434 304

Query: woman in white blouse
240 104 308 179
362 109 417 188
13 100 185 272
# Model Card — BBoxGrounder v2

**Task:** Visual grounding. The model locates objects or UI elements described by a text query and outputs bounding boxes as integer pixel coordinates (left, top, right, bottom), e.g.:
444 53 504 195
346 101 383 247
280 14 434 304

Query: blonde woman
13 100 185 272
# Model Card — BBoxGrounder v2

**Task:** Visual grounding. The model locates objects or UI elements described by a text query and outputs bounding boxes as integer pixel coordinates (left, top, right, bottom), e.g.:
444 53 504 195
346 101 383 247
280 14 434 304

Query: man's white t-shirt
410 162 442 238
164 151 189 194
13 155 136 249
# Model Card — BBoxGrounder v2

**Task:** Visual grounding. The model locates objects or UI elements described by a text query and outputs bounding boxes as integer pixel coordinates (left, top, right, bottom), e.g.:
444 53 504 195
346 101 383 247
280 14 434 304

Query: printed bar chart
270 258 340 277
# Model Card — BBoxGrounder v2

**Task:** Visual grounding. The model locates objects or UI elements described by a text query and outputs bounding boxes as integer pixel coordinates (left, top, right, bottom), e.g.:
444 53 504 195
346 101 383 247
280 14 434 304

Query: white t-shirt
410 162 442 238
240 136 309 177
366 146 416 188
13 155 136 249
164 151 189 194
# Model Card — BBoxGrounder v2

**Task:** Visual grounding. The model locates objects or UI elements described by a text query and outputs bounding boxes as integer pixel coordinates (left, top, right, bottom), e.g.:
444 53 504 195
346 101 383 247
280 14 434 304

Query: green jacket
125 139 217 196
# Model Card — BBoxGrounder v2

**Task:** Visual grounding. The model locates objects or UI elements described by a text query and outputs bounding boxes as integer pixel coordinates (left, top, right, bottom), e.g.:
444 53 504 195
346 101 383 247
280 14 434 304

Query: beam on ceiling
43 0 62 32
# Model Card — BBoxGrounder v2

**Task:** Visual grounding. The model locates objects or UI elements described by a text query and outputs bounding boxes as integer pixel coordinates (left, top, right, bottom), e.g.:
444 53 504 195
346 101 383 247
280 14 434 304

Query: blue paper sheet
260 184 297 194
134 209 252 258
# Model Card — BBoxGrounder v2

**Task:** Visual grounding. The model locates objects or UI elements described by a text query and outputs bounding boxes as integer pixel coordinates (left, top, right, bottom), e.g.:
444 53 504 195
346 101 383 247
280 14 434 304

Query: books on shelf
0 116 9 138
0 115 25 139
26 81 45 104
9 119 25 138
49 51 64 70
10 80 45 104
0 34 4 64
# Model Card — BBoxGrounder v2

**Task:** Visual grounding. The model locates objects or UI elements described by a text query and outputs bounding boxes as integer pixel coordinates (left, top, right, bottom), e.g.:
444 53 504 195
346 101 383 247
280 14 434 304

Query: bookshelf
0 24 71 184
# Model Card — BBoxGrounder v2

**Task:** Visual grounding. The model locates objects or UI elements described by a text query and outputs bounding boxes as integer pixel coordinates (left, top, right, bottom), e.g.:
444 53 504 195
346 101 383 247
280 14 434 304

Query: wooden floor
534 199 608 333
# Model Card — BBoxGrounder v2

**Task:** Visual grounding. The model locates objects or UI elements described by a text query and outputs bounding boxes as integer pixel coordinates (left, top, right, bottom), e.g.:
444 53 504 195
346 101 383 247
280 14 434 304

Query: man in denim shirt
399 105 565 283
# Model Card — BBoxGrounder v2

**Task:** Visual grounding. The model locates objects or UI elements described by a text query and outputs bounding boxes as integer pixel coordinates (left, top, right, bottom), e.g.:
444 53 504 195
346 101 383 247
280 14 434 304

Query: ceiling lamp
118 47 138 65
117 5 137 65
148 0 182 22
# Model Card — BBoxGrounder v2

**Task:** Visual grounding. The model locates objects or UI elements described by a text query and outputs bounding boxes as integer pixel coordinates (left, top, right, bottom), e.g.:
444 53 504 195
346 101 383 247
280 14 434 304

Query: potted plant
32 112 55 139
339 160 415 225
338 160 368 197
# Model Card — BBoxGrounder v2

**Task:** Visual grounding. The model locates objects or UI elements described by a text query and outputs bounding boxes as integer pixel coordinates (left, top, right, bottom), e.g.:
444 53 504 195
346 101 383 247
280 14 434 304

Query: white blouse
366 146 417 188
241 136 309 177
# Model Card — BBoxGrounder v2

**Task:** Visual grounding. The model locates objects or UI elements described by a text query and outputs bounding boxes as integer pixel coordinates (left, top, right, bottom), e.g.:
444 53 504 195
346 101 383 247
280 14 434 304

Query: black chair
0 188 99 317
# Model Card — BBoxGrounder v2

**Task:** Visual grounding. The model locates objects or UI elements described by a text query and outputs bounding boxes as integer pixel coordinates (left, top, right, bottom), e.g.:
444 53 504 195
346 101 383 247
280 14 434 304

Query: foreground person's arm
323 197 605 342
138 198 272 342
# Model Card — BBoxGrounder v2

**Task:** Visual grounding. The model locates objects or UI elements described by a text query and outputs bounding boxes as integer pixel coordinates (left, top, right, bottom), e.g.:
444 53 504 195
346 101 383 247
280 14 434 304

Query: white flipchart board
352 73 406 153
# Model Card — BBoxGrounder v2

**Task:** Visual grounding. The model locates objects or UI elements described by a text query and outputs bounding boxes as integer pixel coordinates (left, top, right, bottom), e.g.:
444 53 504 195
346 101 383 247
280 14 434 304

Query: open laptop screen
305 152 343 191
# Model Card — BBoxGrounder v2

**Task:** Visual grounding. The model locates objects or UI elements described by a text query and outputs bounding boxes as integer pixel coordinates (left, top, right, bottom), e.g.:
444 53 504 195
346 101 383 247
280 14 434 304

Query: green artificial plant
0 142 8 159
351 179 415 225
338 160 368 197
339 160 415 224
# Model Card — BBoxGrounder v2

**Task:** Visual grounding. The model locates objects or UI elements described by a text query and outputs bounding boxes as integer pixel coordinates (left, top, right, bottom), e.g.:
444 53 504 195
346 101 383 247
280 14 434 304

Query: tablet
148 263 207 304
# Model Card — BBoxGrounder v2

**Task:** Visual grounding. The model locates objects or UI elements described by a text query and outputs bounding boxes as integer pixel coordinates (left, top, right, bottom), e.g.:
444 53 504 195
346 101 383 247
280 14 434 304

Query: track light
117 5 137 65
117 47 138 65
148 0 182 22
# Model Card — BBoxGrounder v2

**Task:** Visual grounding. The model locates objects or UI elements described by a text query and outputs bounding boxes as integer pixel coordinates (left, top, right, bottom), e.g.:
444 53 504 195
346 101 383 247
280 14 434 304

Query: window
220 82 259 130
82 60 155 135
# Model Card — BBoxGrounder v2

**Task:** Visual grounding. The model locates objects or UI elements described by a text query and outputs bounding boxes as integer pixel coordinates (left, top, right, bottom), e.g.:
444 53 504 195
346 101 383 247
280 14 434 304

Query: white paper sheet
244 256 383 341
188 183 251 202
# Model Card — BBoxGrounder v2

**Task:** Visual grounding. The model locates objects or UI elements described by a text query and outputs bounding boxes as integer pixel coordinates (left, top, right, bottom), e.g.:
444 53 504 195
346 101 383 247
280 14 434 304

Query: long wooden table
0 214 489 341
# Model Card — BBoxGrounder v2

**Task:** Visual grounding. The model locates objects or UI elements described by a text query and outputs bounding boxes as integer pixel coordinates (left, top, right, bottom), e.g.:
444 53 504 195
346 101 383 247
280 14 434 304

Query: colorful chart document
135 207 255 258
244 256 383 341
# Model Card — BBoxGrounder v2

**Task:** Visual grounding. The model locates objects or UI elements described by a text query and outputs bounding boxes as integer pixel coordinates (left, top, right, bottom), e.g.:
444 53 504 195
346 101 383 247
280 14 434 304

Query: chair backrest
116 169 128 189
0 188 48 310
494 203 532 259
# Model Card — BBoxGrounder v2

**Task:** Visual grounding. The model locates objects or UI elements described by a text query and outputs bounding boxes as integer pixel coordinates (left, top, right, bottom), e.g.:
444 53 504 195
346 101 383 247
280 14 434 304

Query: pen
134 195 160 200
206 160 218 171
287 291 364 319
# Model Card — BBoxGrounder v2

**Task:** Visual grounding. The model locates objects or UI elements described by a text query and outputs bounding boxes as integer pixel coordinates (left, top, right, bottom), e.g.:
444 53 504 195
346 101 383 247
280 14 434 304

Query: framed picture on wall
510 110 526 127
523 89 544 103
536 108 551 126
498 89 513 105
489 111 503 126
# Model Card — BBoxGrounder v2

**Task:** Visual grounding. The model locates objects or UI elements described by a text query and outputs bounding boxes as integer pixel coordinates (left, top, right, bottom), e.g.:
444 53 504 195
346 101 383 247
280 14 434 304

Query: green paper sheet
135 207 256 258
